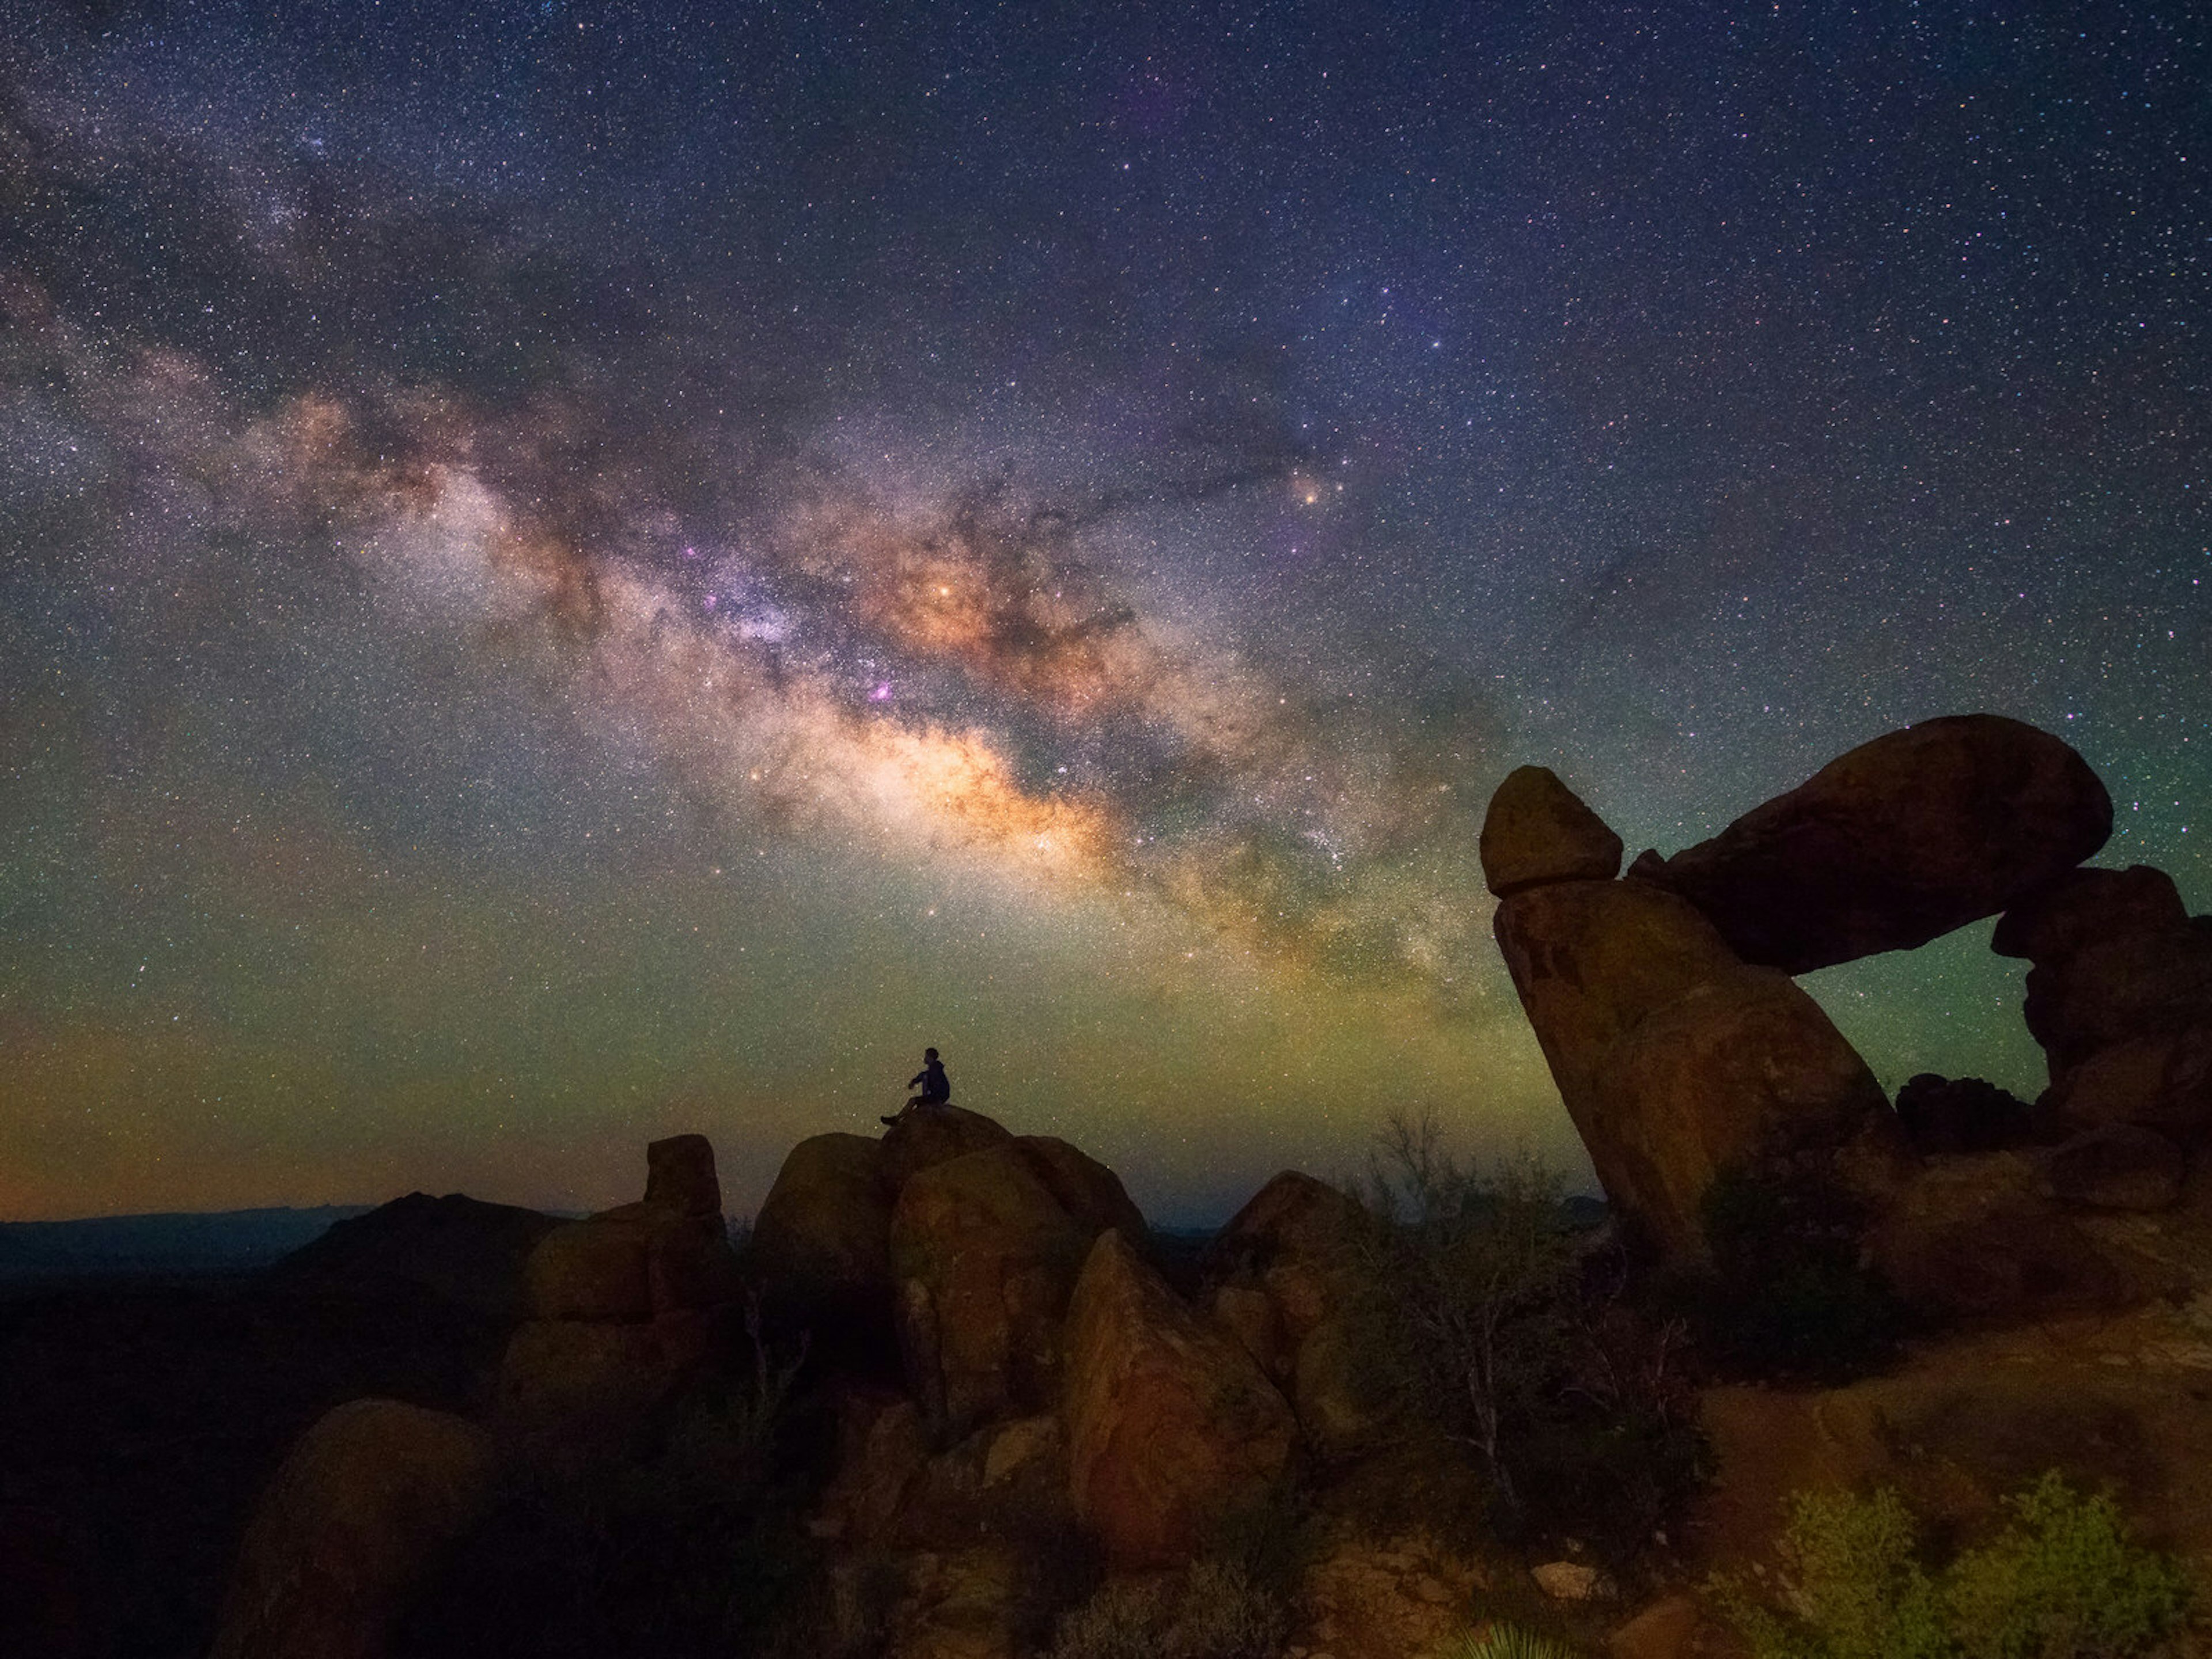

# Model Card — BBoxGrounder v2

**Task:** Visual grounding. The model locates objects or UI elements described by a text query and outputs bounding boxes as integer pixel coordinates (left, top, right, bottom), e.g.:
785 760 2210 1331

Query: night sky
2 1 2206 1224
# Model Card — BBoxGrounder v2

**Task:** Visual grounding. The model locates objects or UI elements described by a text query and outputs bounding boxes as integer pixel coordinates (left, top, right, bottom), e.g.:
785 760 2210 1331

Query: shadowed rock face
210 1399 494 1659
751 1132 894 1293
1649 714 2111 974
1060 1230 1296 1567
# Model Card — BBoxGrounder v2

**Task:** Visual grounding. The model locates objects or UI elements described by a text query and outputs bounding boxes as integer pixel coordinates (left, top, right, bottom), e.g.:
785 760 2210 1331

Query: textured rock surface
881 1106 1016 1198
494 1312 721 1453
1060 1230 1297 1566
1650 714 2111 973
1478 765 1625 897
890 1146 1094 1436
753 1132 895 1291
210 1399 494 1659
2044 1028 2212 1139
1009 1136 1148 1244
2044 1124 2185 1212
1867 1153 2127 1319
1493 876 1899 1257
2024 922 2212 1079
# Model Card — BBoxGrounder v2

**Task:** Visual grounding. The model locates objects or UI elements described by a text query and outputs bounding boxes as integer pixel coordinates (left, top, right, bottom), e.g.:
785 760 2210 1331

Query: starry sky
2 0 2206 1224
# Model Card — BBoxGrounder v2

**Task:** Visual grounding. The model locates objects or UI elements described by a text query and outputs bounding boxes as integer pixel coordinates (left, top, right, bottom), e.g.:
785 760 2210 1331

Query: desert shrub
1715 1475 2191 1659
1045 1555 1290 1659
1683 1166 1900 1382
1946 1473 2191 1659
1346 1111 1705 1552
1435 1622 1586 1659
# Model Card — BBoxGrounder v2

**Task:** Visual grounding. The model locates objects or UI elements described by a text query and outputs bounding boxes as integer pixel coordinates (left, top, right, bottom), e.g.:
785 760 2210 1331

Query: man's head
925 1047 940 1061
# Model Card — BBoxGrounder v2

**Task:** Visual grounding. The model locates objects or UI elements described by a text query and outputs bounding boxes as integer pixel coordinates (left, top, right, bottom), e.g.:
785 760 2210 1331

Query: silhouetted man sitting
881 1047 950 1126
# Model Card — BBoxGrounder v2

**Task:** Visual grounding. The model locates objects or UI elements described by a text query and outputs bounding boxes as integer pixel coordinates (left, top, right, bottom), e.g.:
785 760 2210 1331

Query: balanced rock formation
495 1134 740 1456
1481 774 1903 1258
1060 1230 1297 1567
889 1144 1099 1438
1646 715 2111 974
210 1399 494 1659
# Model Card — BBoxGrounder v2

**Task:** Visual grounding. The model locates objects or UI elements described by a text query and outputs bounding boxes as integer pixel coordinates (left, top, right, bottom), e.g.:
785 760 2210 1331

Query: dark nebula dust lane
1 0 2205 1222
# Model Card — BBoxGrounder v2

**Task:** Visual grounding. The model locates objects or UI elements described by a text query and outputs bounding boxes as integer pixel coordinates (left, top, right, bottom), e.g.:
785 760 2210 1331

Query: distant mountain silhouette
0 1206 369 1285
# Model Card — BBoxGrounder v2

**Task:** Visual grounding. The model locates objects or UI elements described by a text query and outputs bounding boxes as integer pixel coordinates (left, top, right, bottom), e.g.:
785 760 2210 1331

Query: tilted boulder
1490 865 1902 1259
889 1143 1096 1437
1479 764 1626 897
210 1399 494 1659
1646 715 2111 974
1060 1230 1297 1567
1991 865 2187 964
752 1132 895 1293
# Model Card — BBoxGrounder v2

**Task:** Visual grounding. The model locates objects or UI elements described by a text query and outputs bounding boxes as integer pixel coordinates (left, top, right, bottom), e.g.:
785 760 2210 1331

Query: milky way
2 1 2206 1221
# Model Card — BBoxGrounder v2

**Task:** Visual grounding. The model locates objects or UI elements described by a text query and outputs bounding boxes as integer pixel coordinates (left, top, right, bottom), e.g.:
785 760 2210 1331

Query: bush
1715 1475 2192 1659
1345 1111 1705 1553
1683 1166 1901 1382
1946 1473 2192 1659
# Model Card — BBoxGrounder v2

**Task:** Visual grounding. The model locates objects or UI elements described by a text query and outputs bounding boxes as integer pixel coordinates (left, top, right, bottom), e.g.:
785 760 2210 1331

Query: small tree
1354 1108 1578 1522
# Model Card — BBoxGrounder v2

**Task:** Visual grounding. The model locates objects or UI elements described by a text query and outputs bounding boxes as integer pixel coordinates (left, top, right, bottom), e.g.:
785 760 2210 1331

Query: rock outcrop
1060 1230 1297 1567
264 1192 561 1321
495 1135 740 1456
1480 774 1903 1258
1646 714 2111 973
881 1105 1015 1196
1992 865 2212 1157
210 1399 494 1659
1892 1073 2033 1156
1201 1172 1375 1456
889 1145 1097 1437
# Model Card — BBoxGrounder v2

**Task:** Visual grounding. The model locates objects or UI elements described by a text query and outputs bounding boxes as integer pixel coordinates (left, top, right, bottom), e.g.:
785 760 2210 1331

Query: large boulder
1202 1172 1375 1455
2042 1124 2185 1213
1493 872 1902 1259
1647 715 2111 974
493 1312 722 1455
1479 765 1626 897
2022 922 2212 1080
1892 1074 2033 1156
881 1105 1016 1195
2043 1027 2212 1141
643 1132 723 1215
1992 865 2187 964
1010 1135 1149 1244
752 1132 894 1292
889 1145 1095 1437
1060 1230 1297 1566
210 1399 495 1659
